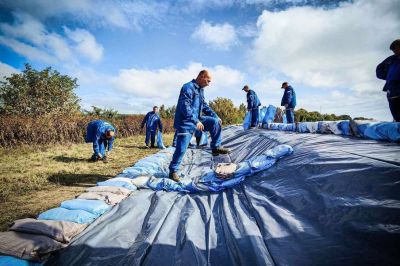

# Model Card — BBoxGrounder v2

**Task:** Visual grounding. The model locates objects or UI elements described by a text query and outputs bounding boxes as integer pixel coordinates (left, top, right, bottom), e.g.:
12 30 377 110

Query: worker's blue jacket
141 111 163 131
85 120 115 154
247 90 261 110
376 55 400 98
174 79 218 133
281 86 297 108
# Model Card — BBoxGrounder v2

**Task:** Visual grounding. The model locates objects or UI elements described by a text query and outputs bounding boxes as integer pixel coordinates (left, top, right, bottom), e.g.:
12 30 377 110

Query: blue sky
0 0 399 120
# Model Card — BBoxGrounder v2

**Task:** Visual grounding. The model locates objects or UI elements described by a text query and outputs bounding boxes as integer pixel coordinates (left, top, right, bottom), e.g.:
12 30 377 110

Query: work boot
196 136 201 147
212 147 231 156
169 172 180 182
90 154 98 162
102 156 108 163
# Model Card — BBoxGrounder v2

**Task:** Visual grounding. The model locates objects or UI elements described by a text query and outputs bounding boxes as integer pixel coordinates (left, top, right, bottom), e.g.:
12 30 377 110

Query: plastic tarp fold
46 126 400 266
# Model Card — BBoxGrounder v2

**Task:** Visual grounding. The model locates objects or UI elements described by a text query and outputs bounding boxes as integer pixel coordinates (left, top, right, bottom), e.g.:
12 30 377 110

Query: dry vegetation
0 133 174 231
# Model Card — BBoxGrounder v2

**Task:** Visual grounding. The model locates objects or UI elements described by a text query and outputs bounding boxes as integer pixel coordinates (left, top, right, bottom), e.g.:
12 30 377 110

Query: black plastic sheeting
46 126 400 266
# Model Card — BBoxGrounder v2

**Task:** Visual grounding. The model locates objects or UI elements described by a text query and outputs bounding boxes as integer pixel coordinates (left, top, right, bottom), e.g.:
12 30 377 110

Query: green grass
0 133 174 231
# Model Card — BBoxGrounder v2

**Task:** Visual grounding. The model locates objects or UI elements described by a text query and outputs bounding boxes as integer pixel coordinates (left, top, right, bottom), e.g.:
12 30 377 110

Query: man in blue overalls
141 106 163 148
376 39 400 122
85 120 116 163
281 82 297 123
242 85 261 128
168 70 230 182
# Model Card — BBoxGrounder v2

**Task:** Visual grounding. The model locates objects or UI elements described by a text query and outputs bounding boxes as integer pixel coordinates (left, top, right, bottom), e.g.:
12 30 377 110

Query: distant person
169 70 230 182
376 39 400 122
280 82 297 123
242 85 261 128
85 120 115 163
141 106 163 148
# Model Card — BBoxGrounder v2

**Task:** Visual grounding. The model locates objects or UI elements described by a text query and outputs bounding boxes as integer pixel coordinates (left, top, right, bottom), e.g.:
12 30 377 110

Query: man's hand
218 118 222 125
196 121 204 131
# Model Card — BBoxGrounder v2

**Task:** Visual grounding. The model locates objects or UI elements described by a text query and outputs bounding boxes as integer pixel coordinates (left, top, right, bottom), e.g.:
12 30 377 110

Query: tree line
0 64 363 123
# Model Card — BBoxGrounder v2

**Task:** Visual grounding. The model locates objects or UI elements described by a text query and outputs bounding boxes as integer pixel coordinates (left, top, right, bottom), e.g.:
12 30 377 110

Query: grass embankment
0 133 174 231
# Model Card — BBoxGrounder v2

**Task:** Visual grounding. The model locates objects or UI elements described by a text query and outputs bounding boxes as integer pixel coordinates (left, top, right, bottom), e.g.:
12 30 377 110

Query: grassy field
0 133 174 231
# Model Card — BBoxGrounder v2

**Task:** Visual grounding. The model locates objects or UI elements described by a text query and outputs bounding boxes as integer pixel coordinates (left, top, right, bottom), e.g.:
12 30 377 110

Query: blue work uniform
376 55 400 121
141 111 163 147
281 86 297 123
169 79 222 173
85 120 115 158
247 89 261 127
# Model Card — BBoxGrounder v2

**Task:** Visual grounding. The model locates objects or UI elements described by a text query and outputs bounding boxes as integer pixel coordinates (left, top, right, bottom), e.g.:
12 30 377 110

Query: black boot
212 147 230 156
196 136 201 147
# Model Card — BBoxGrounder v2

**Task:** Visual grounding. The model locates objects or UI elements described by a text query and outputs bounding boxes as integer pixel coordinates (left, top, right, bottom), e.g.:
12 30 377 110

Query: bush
0 115 174 148
0 64 80 116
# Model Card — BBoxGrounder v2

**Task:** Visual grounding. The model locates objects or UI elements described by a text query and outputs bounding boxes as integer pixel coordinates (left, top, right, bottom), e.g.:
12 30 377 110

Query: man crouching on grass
168 70 230 182
85 120 116 163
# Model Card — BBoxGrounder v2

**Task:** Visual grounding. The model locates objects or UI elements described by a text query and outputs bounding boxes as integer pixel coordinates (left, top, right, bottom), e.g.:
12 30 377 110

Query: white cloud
0 0 169 30
0 12 103 64
250 0 400 92
192 21 238 50
64 27 103 62
111 62 245 108
0 61 19 82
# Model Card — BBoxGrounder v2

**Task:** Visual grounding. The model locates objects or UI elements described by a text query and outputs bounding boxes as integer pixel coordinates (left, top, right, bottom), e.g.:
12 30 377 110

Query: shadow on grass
48 173 112 186
53 155 90 163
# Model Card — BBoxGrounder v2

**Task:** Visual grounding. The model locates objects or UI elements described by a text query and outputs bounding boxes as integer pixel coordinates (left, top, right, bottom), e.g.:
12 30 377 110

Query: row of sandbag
262 120 400 142
0 178 139 265
121 145 293 193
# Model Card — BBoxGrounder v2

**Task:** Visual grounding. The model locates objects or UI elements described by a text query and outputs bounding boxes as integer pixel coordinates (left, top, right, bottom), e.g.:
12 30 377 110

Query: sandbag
363 122 400 142
85 186 132 196
0 255 43 266
97 181 137 191
9 218 86 243
0 231 65 261
130 175 151 189
38 207 99 224
77 192 126 205
243 112 251 129
262 105 277 125
60 199 111 215
157 131 166 149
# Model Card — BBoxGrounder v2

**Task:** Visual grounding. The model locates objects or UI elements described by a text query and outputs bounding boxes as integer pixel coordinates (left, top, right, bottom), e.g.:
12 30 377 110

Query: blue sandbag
337 120 351 135
259 107 267 124
243 112 251 129
282 114 287 124
147 177 187 192
199 132 208 146
97 181 137 191
61 199 111 215
157 131 166 149
363 122 400 142
262 105 277 125
0 256 43 266
38 207 98 224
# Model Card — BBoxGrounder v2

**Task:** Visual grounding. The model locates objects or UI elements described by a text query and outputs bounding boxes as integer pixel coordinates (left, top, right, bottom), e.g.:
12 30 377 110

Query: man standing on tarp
141 106 163 148
85 120 116 163
281 82 297 123
242 85 261 128
376 39 400 122
168 70 230 182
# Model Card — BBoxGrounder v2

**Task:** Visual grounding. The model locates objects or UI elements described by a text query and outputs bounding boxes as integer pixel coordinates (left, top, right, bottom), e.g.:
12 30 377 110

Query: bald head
195 70 212 88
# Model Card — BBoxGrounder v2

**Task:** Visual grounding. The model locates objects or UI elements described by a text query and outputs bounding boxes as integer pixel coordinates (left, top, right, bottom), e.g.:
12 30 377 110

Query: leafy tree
84 106 119 118
0 64 80 115
159 104 176 119
209 97 243 125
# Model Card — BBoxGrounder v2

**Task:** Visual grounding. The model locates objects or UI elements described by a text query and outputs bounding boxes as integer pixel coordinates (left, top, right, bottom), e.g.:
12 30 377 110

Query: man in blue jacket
168 70 230 182
376 39 400 122
141 106 163 148
242 85 261 128
281 82 297 123
85 120 116 163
